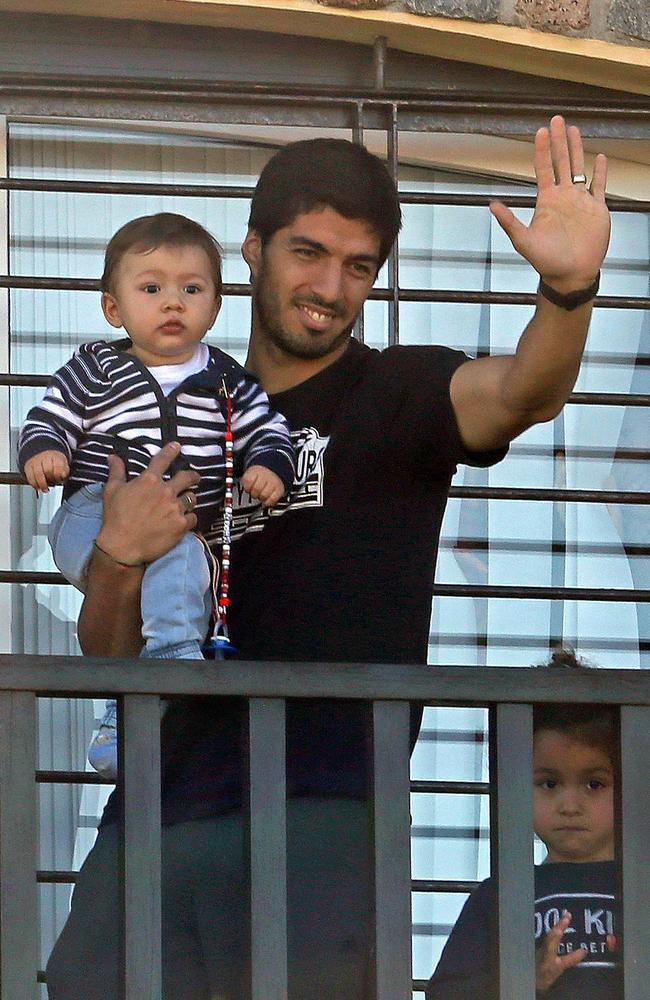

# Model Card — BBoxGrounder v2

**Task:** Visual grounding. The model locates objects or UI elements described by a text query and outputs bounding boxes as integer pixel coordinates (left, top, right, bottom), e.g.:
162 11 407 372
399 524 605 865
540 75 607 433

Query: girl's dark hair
248 139 402 272
101 213 223 296
534 646 618 765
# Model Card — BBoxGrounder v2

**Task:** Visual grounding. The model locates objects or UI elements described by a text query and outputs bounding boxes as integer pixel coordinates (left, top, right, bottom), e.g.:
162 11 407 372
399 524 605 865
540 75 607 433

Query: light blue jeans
48 482 212 660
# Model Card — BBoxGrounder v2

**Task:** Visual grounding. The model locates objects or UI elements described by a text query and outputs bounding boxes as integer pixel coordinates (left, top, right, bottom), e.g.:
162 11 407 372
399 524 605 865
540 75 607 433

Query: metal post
373 700 412 999
490 703 536 999
387 103 400 346
121 694 162 999
373 36 387 92
0 691 39 999
620 705 650 997
248 698 288 1000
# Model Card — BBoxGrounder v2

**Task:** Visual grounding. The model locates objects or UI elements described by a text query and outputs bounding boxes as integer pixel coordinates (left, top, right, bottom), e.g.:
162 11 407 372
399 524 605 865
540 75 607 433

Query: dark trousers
46 799 373 1000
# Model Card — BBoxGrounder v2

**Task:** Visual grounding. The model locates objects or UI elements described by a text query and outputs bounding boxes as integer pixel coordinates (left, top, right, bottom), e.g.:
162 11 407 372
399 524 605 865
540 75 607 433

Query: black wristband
538 272 600 311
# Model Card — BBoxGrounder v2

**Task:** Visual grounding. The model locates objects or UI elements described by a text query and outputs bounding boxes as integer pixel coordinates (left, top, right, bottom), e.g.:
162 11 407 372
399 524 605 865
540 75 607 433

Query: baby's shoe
88 701 118 780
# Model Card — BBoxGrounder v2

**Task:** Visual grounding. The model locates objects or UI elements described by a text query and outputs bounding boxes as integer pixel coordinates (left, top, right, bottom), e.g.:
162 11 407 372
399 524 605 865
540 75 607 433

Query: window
3 114 647 992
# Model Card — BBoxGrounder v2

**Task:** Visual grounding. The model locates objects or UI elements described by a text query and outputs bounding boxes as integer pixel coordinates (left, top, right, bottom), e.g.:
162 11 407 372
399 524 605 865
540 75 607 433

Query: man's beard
253 262 355 361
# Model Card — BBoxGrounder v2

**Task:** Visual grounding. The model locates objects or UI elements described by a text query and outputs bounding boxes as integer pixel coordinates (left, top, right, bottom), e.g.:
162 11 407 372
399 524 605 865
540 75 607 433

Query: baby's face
533 729 615 864
101 243 220 366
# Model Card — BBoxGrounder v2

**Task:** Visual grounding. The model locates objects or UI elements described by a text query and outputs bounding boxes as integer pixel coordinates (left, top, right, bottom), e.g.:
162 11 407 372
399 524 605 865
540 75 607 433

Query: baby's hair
533 646 618 766
101 213 223 297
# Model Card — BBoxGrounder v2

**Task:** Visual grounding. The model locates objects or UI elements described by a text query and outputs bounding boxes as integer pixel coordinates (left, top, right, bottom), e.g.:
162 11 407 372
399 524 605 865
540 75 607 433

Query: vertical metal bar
121 694 162 1000
491 703 535 999
373 700 412 1000
620 706 650 997
248 698 287 1000
352 100 365 344
387 103 400 346
373 36 387 91
0 691 38 999
0 115 12 649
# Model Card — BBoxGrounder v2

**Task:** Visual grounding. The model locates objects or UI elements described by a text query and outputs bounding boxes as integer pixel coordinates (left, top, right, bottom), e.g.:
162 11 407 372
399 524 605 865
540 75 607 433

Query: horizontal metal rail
0 71 647 107
1 474 647 507
2 274 649 311
411 780 489 795
3 377 649 410
2 177 649 215
1 569 648 604
1 657 650 703
412 879 480 894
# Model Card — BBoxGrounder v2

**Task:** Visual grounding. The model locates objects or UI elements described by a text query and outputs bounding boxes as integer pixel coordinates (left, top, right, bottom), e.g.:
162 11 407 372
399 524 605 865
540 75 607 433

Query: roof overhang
2 0 650 98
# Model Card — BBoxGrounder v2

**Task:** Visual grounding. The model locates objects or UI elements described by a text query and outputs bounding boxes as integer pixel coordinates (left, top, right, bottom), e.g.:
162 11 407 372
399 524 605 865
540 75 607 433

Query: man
46 117 610 999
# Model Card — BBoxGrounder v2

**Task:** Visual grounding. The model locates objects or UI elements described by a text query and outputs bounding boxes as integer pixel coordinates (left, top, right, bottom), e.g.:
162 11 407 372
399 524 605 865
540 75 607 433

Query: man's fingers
106 452 127 486
533 125 555 191
146 441 182 478
566 124 586 182
489 201 528 250
170 469 201 497
549 115 572 185
590 152 608 201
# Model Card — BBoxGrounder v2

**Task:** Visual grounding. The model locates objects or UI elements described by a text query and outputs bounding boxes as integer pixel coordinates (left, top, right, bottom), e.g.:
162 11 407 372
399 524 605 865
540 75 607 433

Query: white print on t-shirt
206 426 330 543
534 892 616 969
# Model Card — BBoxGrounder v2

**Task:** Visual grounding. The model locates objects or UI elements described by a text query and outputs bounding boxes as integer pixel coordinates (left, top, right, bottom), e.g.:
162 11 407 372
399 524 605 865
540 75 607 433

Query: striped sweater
18 339 296 533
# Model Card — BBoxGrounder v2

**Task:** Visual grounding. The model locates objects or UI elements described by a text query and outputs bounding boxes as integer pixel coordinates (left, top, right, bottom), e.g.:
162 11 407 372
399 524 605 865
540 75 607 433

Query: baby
18 212 295 778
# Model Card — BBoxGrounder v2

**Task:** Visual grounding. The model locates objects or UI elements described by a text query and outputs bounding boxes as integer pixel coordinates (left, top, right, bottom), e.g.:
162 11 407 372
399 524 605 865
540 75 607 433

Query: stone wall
318 0 650 47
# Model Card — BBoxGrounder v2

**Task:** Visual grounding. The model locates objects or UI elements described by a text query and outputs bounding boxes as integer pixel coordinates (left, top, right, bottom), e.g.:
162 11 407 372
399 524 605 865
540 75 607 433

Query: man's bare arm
450 116 610 452
78 443 200 655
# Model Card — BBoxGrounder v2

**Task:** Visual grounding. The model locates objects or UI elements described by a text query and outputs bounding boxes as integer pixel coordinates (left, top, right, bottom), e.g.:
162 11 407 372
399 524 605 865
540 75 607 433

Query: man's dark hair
534 646 618 766
248 139 402 271
101 212 223 296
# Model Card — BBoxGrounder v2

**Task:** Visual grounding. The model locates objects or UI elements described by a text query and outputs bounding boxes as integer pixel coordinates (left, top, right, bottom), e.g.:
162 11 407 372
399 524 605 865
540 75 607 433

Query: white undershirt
147 342 209 396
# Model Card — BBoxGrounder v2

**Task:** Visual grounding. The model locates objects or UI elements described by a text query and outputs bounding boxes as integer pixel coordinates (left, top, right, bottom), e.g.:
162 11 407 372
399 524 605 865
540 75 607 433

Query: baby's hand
241 465 286 507
536 911 586 994
24 451 70 493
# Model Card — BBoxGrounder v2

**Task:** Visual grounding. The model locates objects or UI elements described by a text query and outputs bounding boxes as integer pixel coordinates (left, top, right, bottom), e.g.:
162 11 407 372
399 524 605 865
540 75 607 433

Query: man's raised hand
489 116 610 294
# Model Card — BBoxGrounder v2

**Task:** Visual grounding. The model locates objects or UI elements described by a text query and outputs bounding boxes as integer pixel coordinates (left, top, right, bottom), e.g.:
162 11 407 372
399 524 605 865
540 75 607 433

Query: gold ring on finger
181 492 196 513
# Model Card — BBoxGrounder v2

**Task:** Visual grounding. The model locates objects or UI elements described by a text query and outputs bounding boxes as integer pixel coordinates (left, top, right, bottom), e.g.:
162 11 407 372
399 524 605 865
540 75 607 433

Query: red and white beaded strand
217 377 234 643
202 377 236 655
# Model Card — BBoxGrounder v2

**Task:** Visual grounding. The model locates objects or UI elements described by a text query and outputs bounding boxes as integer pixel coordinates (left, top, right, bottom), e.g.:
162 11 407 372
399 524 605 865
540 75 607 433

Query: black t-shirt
426 860 621 1000
103 339 505 826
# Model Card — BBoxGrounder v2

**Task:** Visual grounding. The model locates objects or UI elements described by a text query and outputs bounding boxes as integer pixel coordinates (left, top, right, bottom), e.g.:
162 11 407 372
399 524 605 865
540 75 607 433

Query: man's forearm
499 291 593 424
78 548 144 656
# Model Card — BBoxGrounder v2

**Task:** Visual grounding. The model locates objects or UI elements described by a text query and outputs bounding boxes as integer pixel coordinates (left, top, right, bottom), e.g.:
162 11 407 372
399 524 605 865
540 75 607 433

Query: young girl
426 649 621 1000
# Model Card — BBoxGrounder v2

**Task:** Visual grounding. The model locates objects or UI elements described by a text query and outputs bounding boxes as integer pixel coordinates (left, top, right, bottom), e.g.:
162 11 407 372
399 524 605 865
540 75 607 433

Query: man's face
533 730 615 864
243 206 381 362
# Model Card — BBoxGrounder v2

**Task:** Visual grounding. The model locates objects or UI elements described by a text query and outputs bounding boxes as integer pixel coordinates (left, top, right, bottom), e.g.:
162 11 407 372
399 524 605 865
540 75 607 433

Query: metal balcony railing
1 658 649 999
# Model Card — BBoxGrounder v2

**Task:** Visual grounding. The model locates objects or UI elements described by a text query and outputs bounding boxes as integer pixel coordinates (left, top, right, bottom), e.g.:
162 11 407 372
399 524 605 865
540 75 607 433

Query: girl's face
533 729 615 864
